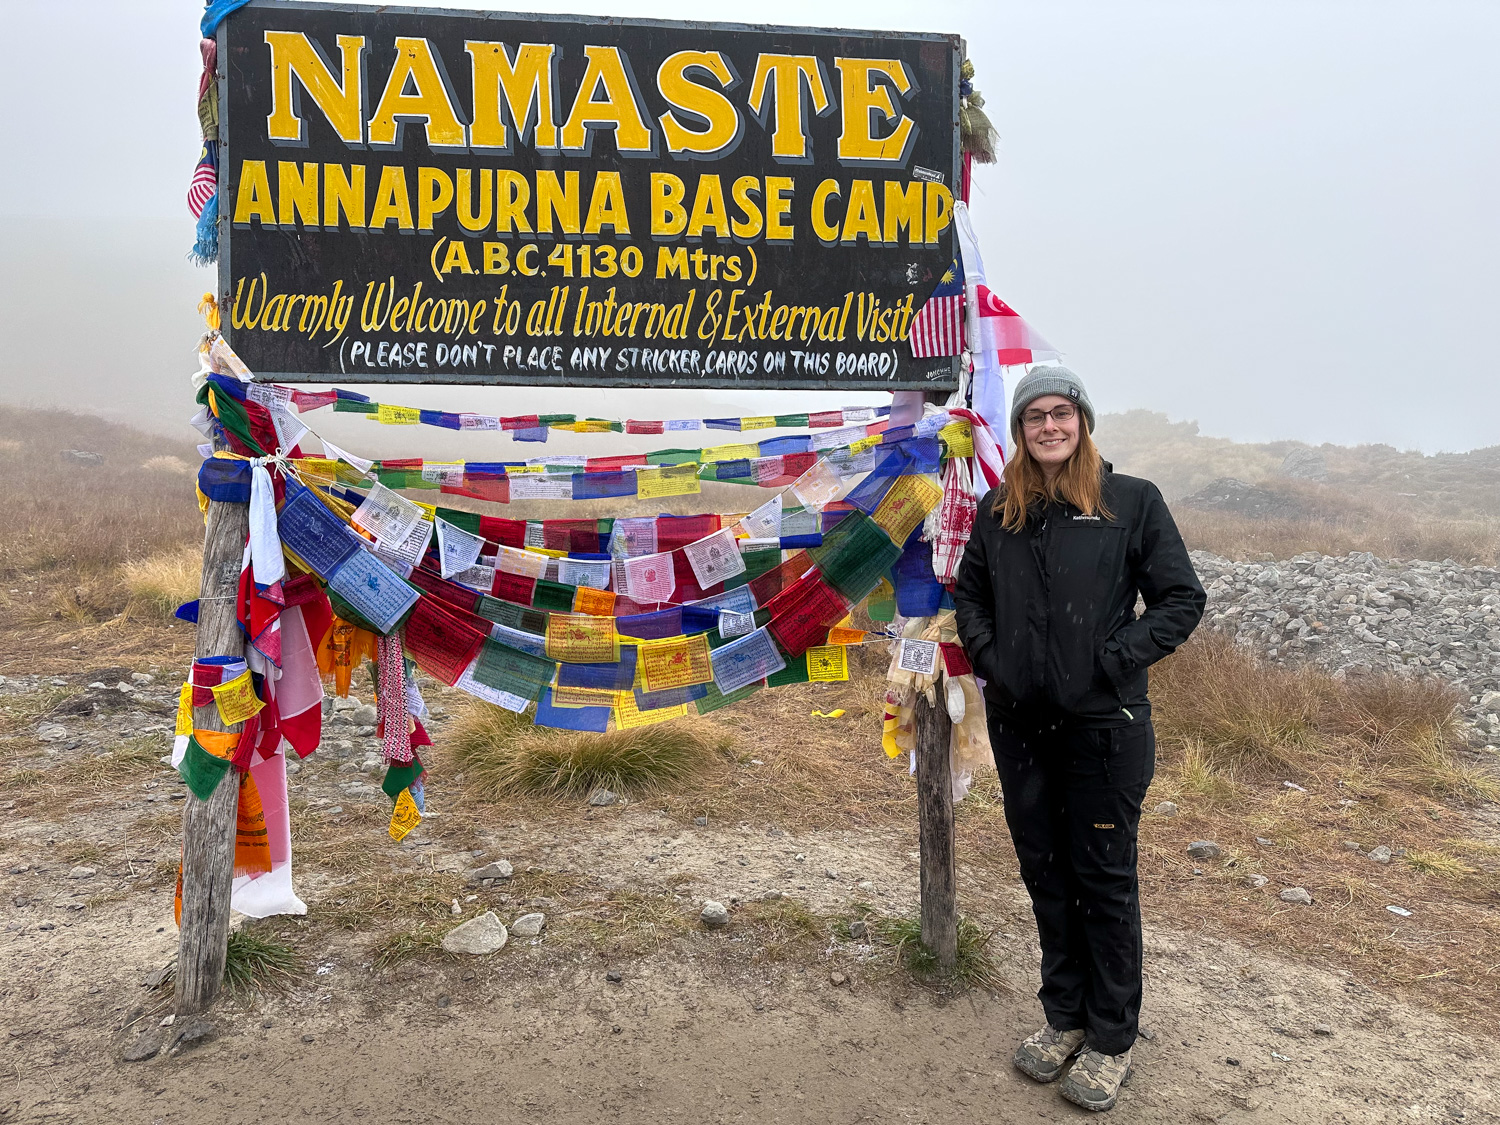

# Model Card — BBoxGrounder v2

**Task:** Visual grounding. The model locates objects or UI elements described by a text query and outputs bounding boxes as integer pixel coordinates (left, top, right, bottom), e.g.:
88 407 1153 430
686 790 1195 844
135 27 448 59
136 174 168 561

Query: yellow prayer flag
551 684 627 709
545 614 620 663
193 729 239 759
211 672 265 726
871 474 944 545
850 435 883 454
740 416 776 431
701 443 760 463
637 633 713 693
827 625 867 646
614 694 689 729
173 682 193 738
636 464 701 498
506 464 544 475
560 418 615 432
412 501 437 521
376 403 421 425
293 457 341 483
806 645 850 682
939 420 974 457
388 788 422 840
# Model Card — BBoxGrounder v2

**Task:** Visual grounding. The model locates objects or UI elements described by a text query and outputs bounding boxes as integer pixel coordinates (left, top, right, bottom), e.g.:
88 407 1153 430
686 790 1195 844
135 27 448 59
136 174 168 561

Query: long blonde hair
993 420 1112 532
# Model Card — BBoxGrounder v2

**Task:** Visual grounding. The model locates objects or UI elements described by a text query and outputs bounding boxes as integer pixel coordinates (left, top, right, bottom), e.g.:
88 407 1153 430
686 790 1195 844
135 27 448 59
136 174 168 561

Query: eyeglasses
1020 404 1077 429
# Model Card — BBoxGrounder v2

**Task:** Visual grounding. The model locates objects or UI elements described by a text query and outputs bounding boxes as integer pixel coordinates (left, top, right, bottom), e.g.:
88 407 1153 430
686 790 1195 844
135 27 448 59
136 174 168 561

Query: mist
1 0 1495 452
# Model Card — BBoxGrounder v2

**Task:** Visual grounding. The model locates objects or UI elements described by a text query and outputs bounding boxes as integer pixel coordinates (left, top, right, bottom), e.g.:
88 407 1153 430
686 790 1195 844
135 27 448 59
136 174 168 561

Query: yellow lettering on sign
748 55 829 161
657 51 740 157
560 46 654 154
834 58 916 164
465 41 559 150
368 37 467 148
233 160 276 226
264 31 365 145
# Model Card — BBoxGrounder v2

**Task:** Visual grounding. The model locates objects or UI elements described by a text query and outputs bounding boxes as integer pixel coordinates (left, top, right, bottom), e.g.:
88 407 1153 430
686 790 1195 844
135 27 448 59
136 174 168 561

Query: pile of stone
1191 549 1500 736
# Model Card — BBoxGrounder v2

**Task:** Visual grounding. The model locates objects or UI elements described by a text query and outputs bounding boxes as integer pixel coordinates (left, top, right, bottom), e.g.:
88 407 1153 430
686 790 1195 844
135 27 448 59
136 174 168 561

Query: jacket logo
1093 823 1116 829
1072 514 1101 521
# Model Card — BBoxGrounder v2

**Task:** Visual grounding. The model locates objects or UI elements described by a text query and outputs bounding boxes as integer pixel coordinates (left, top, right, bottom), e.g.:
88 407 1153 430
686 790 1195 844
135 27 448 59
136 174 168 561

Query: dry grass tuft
140 455 193 475
120 543 203 619
869 912 1005 992
448 700 714 799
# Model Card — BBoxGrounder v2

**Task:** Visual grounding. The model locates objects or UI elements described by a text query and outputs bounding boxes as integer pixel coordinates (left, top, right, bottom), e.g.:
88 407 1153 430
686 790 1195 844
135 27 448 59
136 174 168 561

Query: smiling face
1020 393 1082 478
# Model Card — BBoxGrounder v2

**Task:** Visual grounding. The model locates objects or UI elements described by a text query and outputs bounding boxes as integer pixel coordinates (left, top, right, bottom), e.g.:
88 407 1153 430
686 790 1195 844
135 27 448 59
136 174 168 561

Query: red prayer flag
764 571 849 658
403 595 488 686
939 642 973 677
491 570 536 606
624 420 664 434
479 516 527 549
749 550 815 606
500 415 541 431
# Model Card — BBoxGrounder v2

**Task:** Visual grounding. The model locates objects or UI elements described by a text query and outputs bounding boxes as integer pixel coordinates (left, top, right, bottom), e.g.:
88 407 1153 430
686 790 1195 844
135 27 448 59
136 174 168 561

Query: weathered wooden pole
915 388 959 971
174 457 249 1015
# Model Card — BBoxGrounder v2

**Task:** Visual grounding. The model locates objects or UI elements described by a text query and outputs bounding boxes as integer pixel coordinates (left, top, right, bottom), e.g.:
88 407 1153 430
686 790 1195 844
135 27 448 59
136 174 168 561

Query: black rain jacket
953 465 1206 728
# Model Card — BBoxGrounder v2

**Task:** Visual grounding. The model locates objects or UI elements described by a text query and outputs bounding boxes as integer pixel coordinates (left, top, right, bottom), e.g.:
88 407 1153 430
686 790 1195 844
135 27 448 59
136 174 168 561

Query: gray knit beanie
1009 366 1095 435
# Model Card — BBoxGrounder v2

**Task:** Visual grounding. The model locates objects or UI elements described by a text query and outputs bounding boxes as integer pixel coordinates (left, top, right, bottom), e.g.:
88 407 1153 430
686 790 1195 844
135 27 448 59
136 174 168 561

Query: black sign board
218 1 961 389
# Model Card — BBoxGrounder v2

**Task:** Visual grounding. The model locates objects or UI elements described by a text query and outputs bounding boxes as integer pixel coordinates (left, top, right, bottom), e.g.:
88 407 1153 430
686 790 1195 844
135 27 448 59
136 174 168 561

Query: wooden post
174 472 249 1015
915 388 958 971
915 689 958 970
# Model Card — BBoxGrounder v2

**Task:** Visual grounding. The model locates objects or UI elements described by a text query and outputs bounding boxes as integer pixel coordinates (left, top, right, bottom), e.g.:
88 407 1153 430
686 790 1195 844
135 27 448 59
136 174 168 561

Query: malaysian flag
908 257 965 358
187 142 217 219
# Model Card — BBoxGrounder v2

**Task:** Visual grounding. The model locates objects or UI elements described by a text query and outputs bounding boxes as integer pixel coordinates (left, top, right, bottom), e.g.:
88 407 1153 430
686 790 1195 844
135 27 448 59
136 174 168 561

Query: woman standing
953 367 1205 1112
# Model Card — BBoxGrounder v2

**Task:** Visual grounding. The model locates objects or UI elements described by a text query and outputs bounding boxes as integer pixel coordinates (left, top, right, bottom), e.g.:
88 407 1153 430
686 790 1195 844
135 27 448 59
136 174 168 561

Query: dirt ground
3 661 1499 1124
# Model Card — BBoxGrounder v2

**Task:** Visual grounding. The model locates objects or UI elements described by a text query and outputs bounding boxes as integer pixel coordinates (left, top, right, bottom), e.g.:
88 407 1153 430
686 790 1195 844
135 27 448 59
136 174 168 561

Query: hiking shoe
1060 1047 1134 1112
1012 1024 1087 1083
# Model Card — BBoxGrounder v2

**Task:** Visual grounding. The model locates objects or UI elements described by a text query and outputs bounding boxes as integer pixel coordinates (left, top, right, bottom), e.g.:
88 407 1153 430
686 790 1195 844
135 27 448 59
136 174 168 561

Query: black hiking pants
988 713 1155 1056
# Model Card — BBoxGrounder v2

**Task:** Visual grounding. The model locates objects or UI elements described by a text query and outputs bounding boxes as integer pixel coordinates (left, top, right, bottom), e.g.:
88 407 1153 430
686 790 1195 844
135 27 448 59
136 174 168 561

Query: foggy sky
1 0 1495 452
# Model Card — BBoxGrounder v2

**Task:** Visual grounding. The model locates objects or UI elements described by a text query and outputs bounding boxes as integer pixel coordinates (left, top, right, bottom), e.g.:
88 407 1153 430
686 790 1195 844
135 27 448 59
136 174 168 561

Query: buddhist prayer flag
545 613 620 664
638 634 713 693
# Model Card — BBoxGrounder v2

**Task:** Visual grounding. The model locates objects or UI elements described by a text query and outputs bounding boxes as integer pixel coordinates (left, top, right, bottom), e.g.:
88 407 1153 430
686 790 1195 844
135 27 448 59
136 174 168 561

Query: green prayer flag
812 511 902 602
179 735 233 801
774 414 810 428
532 579 576 613
537 414 575 426
645 448 700 465
695 680 763 714
767 651 810 687
726 546 781 590
334 399 379 414
476 595 547 635
196 382 266 457
382 753 424 801
472 638 555 701
436 507 483 535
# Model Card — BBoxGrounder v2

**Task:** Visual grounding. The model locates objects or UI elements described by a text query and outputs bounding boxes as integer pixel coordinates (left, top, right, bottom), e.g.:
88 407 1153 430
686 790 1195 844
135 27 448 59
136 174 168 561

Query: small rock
302 1034 315 1043
349 704 379 726
159 1014 176 1028
700 900 729 928
168 1017 216 1053
1187 840 1221 859
693 816 708 827
468 860 514 884
1153 801 1178 817
588 788 618 807
37 922 54 931
856 880 876 892
510 912 545 938
436 995 451 1009
1226 1056 1241 1066
605 970 623 984
1313 1023 1333 1036
1367 845 1392 864
131 673 154 685
461 970 476 982
795 853 806 862
440 911 508 955
825 868 839 880
1139 1027 1156 1041
122 1033 161 1062
1280 887 1314 906
36 723 69 742
450 898 462 917
1342 841 1364 852
1255 837 1274 846
1242 874 1269 889
848 920 868 940
829 972 847 986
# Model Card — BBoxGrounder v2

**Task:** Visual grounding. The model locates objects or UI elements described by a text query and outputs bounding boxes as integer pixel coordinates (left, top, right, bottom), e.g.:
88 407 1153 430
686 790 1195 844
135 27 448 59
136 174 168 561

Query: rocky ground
3 551 1500 1122
1193 549 1500 738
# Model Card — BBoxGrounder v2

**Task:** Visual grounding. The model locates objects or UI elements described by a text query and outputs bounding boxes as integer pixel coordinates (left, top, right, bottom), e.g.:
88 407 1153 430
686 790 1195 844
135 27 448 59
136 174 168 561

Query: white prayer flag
683 528 747 588
738 495 783 539
352 482 423 547
436 518 485 579
622 551 675 601
790 459 842 511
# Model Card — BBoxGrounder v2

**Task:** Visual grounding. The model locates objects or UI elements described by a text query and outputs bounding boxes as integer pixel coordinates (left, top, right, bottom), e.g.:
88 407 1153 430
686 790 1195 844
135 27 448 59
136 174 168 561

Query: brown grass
448 700 716 799
1178 507 1500 566
120 543 204 619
